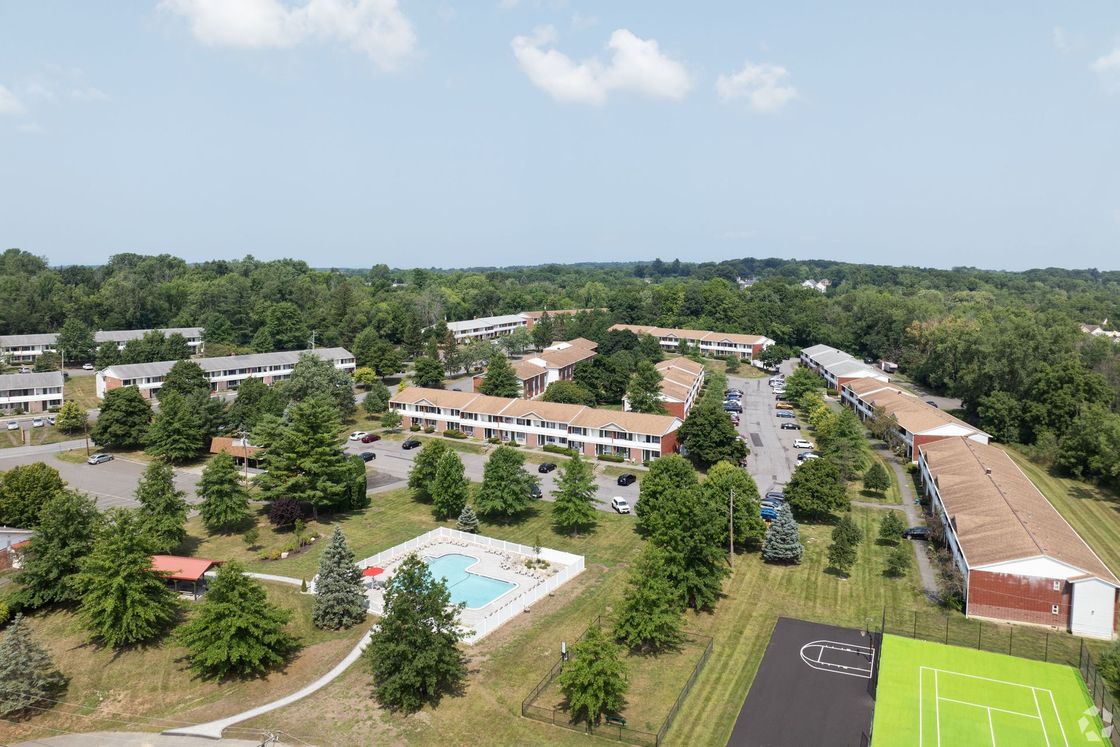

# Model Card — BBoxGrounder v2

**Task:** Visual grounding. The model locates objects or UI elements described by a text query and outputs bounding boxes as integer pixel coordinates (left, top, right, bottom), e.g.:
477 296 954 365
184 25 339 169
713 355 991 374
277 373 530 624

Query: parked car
725 388 743 396
760 504 779 521
776 402 794 410
46 415 56 425
80 362 95 370
348 431 368 441
776 411 795 418
538 462 557 473
31 417 44 428
723 402 743 413
401 438 422 449
780 422 801 430
5 421 17 431
793 439 814 450
529 484 543 499
358 451 376 462
617 473 637 486
764 491 785 503
610 497 631 514
87 453 113 465
772 388 786 396
729 414 740 426
925 401 939 409
361 433 381 443
903 526 930 540
797 452 821 462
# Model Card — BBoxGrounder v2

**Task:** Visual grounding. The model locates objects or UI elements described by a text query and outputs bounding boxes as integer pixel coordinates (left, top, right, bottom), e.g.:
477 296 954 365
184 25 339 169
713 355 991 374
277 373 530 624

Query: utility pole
728 488 735 566
308 330 317 350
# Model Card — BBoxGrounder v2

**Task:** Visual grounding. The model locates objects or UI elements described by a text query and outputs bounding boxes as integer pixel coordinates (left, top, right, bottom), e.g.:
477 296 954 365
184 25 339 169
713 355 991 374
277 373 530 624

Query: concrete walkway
15 732 290 746
163 630 373 740
880 449 940 600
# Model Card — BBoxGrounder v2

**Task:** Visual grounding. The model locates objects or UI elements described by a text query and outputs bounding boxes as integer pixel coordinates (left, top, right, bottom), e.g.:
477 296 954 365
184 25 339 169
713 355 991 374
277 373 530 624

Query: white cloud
161 0 417 71
70 86 110 103
715 61 798 113
1052 26 1070 53
511 26 691 105
1092 47 1120 91
0 85 26 116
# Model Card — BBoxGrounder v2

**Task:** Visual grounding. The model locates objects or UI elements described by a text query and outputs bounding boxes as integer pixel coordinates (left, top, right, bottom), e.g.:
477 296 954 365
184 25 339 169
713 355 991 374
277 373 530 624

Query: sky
1 1 1119 271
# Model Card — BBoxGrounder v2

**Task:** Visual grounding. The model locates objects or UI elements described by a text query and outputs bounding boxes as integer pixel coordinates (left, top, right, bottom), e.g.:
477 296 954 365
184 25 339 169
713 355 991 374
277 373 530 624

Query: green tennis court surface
873 634 1110 746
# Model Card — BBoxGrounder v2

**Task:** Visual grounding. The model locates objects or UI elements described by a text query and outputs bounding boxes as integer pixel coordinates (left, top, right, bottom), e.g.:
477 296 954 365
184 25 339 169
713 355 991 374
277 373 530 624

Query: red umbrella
362 567 384 577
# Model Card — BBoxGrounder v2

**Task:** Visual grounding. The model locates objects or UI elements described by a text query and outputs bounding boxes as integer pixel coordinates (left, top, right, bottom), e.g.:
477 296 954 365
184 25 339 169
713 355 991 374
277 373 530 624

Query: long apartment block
0 372 64 414
609 324 774 360
0 327 205 363
623 356 706 419
799 344 891 389
390 387 681 462
96 347 355 399
444 309 595 343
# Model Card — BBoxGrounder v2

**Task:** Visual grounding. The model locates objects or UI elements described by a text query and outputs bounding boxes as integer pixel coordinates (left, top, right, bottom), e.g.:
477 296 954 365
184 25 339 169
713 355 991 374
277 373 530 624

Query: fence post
977 622 982 650
1008 626 1013 656
944 616 949 645
1044 633 1049 662
913 610 918 638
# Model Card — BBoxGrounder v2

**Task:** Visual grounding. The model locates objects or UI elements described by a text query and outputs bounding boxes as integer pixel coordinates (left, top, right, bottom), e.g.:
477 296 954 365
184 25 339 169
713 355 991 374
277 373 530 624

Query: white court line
938 697 1041 720
1032 689 1052 747
919 667 924 747
798 640 874 679
989 707 997 747
1043 687 1071 747
935 669 941 747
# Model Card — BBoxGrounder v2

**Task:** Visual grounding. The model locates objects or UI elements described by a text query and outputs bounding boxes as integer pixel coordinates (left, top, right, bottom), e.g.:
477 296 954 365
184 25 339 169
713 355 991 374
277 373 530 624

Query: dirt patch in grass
64 376 100 410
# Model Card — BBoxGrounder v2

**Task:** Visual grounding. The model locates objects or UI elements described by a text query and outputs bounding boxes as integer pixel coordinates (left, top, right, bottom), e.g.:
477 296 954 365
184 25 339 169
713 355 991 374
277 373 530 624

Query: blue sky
1 1 1118 271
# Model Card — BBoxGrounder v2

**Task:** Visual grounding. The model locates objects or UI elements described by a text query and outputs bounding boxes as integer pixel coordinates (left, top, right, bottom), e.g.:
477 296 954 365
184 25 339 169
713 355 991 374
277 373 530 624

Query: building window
1052 580 1061 591
1051 604 1060 615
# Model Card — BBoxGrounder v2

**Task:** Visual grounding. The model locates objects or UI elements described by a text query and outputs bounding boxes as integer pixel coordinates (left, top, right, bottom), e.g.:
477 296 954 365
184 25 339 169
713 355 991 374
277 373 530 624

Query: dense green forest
2 247 1119 485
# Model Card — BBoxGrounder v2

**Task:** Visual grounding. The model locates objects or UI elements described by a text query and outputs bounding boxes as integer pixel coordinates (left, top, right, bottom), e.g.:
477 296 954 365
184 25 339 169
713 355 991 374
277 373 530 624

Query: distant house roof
445 314 525 333
609 324 771 346
101 347 353 381
0 371 64 390
94 327 204 343
151 555 219 582
209 436 261 460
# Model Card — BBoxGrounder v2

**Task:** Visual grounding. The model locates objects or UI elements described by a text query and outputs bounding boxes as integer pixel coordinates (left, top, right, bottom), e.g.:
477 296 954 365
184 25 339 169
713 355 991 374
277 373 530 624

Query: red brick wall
968 569 1071 630
911 434 953 462
664 401 686 419
661 430 679 455
472 375 484 392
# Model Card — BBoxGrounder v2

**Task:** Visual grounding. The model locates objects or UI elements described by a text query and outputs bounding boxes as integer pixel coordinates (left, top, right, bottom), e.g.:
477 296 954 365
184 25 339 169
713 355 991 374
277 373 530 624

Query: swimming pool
426 553 517 609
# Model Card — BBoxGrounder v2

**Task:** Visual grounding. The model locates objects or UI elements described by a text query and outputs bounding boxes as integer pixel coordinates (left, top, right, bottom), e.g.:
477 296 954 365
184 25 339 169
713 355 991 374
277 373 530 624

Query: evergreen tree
0 614 67 719
700 461 766 551
362 380 391 414
258 394 353 517
625 359 668 414
785 458 849 522
635 454 698 536
886 543 911 577
198 452 251 533
531 311 555 349
478 350 520 398
551 453 597 535
455 504 480 533
558 623 629 726
365 554 467 712
0 462 66 528
15 490 100 610
613 546 685 654
312 527 368 630
135 460 188 553
407 439 451 502
175 561 296 679
827 536 858 576
831 514 862 548
411 356 445 389
90 386 152 450
878 511 906 544
474 446 536 520
227 375 285 432
863 461 891 494
762 504 803 564
677 398 746 469
55 400 88 434
145 390 206 463
431 450 470 520
77 509 178 647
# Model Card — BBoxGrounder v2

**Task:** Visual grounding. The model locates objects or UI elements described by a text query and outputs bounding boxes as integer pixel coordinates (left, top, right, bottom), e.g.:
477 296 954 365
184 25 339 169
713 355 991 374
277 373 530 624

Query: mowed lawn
64 375 100 410
873 634 1105 746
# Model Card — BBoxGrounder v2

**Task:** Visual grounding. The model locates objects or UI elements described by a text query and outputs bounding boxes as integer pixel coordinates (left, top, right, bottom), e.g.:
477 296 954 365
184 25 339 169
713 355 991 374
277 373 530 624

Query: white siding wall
1071 579 1117 640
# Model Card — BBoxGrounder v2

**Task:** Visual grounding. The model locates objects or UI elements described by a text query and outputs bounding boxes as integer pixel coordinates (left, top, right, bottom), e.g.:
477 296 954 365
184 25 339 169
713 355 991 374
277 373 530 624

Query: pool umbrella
362 567 384 577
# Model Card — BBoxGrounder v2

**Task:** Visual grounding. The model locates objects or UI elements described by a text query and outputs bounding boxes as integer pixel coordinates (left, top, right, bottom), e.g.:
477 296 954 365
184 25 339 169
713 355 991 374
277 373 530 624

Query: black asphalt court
727 617 877 747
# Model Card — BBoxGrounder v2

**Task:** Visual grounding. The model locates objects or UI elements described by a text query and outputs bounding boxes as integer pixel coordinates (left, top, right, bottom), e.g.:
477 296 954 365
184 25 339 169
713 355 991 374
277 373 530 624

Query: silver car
87 453 114 465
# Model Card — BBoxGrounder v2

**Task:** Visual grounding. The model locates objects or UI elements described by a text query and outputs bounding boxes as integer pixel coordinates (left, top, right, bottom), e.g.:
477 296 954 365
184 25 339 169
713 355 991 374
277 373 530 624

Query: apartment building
609 324 774 360
919 437 1118 639
799 344 891 389
390 387 681 462
0 372 64 414
96 347 355 399
474 338 598 399
443 310 595 343
0 327 204 364
623 356 705 419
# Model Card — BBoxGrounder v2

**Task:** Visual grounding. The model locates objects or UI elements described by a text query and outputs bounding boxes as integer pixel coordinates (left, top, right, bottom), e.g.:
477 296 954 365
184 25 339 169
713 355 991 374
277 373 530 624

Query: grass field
64 375 100 410
873 635 1106 746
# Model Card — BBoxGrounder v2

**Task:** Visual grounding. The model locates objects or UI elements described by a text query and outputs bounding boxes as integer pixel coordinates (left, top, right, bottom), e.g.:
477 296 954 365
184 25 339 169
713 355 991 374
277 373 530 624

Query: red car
361 433 382 444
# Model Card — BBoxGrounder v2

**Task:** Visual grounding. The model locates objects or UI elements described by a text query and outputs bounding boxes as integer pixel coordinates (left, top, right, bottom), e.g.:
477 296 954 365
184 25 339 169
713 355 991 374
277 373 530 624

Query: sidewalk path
878 447 939 600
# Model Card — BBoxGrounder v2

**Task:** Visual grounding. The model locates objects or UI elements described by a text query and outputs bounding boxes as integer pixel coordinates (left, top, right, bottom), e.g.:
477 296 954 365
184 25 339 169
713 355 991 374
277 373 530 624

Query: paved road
881 446 940 599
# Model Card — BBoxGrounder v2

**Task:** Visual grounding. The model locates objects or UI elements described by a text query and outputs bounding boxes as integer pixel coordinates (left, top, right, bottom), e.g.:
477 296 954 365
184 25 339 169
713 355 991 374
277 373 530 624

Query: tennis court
873 634 1110 746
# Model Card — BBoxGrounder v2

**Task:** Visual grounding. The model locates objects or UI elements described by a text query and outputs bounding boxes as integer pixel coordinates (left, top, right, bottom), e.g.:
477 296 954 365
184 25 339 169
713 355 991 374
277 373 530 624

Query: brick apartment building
474 338 598 399
623 356 706 419
610 324 774 361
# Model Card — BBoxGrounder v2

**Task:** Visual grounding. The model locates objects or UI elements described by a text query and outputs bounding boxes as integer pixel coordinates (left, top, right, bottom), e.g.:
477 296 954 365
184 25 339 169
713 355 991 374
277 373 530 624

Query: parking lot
728 360 803 497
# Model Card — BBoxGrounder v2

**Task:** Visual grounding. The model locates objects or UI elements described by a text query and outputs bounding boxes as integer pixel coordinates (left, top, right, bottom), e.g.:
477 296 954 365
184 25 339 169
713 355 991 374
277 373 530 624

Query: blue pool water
426 553 516 609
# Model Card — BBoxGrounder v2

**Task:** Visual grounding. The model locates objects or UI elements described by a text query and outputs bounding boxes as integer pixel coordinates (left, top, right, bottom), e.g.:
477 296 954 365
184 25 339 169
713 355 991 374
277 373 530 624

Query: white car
773 388 786 396
610 497 631 514
348 431 368 441
5 421 17 431
793 439 814 450
82 363 95 370
31 417 45 428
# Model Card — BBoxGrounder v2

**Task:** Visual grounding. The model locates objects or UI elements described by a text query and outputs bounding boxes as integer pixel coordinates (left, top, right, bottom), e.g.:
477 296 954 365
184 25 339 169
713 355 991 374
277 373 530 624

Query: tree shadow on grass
824 566 851 579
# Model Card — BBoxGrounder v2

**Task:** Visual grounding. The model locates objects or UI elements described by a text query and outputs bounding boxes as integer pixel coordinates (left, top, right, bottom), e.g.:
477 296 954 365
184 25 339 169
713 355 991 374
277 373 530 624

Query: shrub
424 426 436 434
282 539 299 554
487 437 501 444
443 429 468 439
268 497 305 527
0 600 9 628
504 440 520 447
410 424 421 432
269 550 283 561
543 444 578 457
597 453 625 463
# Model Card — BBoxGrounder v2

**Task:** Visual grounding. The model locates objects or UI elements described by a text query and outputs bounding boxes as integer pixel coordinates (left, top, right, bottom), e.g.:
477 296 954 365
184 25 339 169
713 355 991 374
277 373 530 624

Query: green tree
15 490 100 609
725 355 741 373
612 546 685 654
364 553 467 712
135 460 188 553
475 446 537 520
94 340 122 369
542 380 596 406
886 543 911 577
878 511 906 544
431 450 470 521
782 367 821 401
635 454 699 536
816 408 867 480
77 509 178 647
0 462 66 528
625 359 668 414
161 360 210 398
831 514 862 548
56 318 95 362
700 461 766 551
551 453 597 535
353 366 378 389
287 353 356 418
362 380 391 414
558 623 629 726
411 356 445 389
380 409 403 430
863 461 891 494
455 504 480 533
312 527 368 630
762 504 803 564
647 481 728 611
407 439 451 502
175 561 296 679
34 351 61 372
478 350 520 398
678 398 746 469
145 390 205 463
198 452 251 533
785 458 848 522
227 375 286 432
978 390 1024 443
0 614 67 719
260 301 310 351
55 400 88 434
827 535 858 576
250 412 286 449
531 311 555 349
90 386 152 450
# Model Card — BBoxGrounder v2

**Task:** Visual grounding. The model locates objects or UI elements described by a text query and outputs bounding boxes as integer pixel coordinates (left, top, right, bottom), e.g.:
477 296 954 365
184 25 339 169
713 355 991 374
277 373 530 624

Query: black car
617 473 637 486
925 401 939 409
780 422 801 430
903 526 930 540
358 451 376 462
538 462 557 473
529 484 543 499
402 438 422 449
